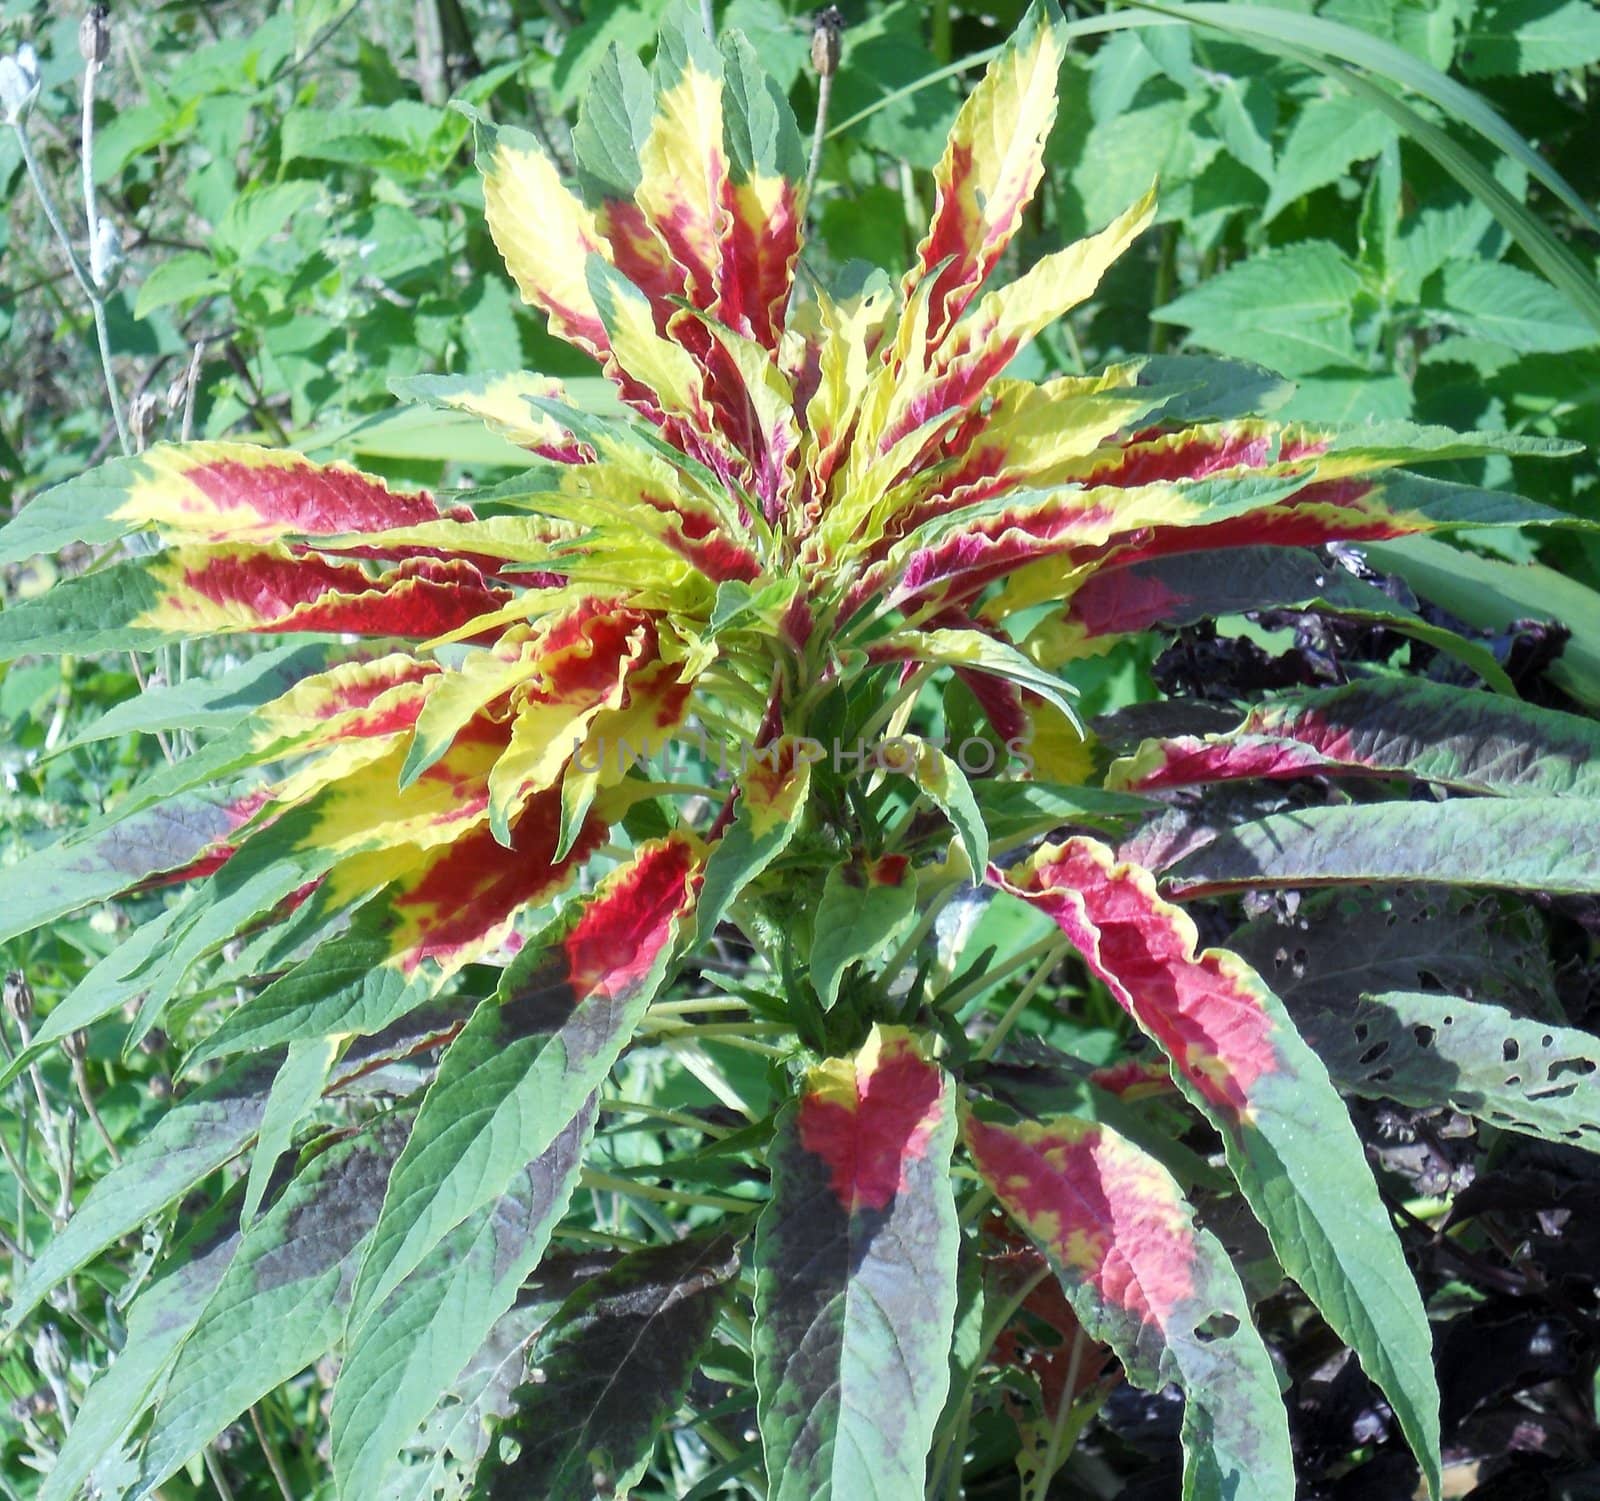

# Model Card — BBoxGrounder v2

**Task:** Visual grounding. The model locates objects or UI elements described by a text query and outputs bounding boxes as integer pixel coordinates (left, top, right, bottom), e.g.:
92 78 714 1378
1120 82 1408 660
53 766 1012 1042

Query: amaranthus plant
4 4 1599 1498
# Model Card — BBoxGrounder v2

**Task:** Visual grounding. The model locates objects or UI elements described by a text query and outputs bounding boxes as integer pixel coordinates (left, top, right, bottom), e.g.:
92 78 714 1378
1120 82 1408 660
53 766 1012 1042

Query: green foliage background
2 0 1598 1496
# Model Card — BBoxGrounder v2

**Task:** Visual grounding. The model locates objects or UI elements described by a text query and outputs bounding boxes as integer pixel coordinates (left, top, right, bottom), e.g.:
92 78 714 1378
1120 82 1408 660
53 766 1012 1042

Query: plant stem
883 880 959 982
12 124 129 454
928 1261 1051 1494
974 940 1069 1061
248 1406 295 1501
69 1050 120 1164
931 0 953 63
938 931 1061 1017
80 40 131 455
648 997 751 1015
1026 1329 1090 1501
579 1169 754 1215
805 68 833 205
599 1097 733 1139
202 1447 238 1501
700 0 715 40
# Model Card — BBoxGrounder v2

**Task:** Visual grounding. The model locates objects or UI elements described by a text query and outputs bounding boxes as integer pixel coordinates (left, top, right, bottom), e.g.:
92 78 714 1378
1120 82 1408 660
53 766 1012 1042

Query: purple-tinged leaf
753 1025 958 1501
1161 797 1600 898
126 1113 414 1500
1110 679 1600 797
480 1232 740 1500
965 1107 1294 1501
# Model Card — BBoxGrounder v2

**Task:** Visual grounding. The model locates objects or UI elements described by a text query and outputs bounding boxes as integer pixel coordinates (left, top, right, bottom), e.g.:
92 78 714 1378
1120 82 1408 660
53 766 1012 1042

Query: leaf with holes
990 838 1441 1495
966 1106 1294 1500
1230 885 1560 1019
1298 991 1600 1153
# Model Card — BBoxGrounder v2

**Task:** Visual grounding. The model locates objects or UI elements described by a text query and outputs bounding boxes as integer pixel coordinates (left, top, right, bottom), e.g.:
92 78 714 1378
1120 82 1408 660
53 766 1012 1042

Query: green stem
938 932 1062 1017
932 0 953 64
883 880 960 983
1026 1329 1091 1501
1149 222 1178 354
579 1169 754 1215
859 664 934 746
974 940 1069 1061
599 1097 733 1139
928 1261 1052 1496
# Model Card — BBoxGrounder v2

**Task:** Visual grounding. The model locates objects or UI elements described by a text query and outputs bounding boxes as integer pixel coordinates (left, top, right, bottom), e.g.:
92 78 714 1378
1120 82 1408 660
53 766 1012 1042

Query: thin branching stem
12 123 129 453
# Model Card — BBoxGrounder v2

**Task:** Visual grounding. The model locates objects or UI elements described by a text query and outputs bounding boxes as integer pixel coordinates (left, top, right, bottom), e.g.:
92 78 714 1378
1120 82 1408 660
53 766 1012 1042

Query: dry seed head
811 6 843 78
79 3 110 67
3 970 33 1024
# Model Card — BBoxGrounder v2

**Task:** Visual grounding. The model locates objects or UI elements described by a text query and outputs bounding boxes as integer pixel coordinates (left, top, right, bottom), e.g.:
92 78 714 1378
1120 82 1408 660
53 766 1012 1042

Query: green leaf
331 1102 595 1499
0 556 175 658
213 182 322 262
1280 41 1600 342
1432 259 1598 354
0 906 182 1092
1207 74 1276 182
347 839 695 1326
899 735 988 874
241 1035 340 1227
58 642 333 750
811 858 918 1010
282 101 461 173
378 1251 618 1501
38 1199 245 1501
884 628 1081 733
183 895 440 1069
134 251 229 318
1162 796 1600 897
1135 353 1296 422
754 1026 959 1501
551 0 669 110
720 27 806 183
1304 990 1600 1152
969 780 1154 849
1461 0 1600 76
479 1232 741 1500
292 0 357 55
570 43 653 204
1110 678 1600 798
690 753 811 944
127 1115 413 1499
4 1057 278 1331
1155 241 1361 374
966 1106 1295 1500
1261 90 1398 223
0 783 264 948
